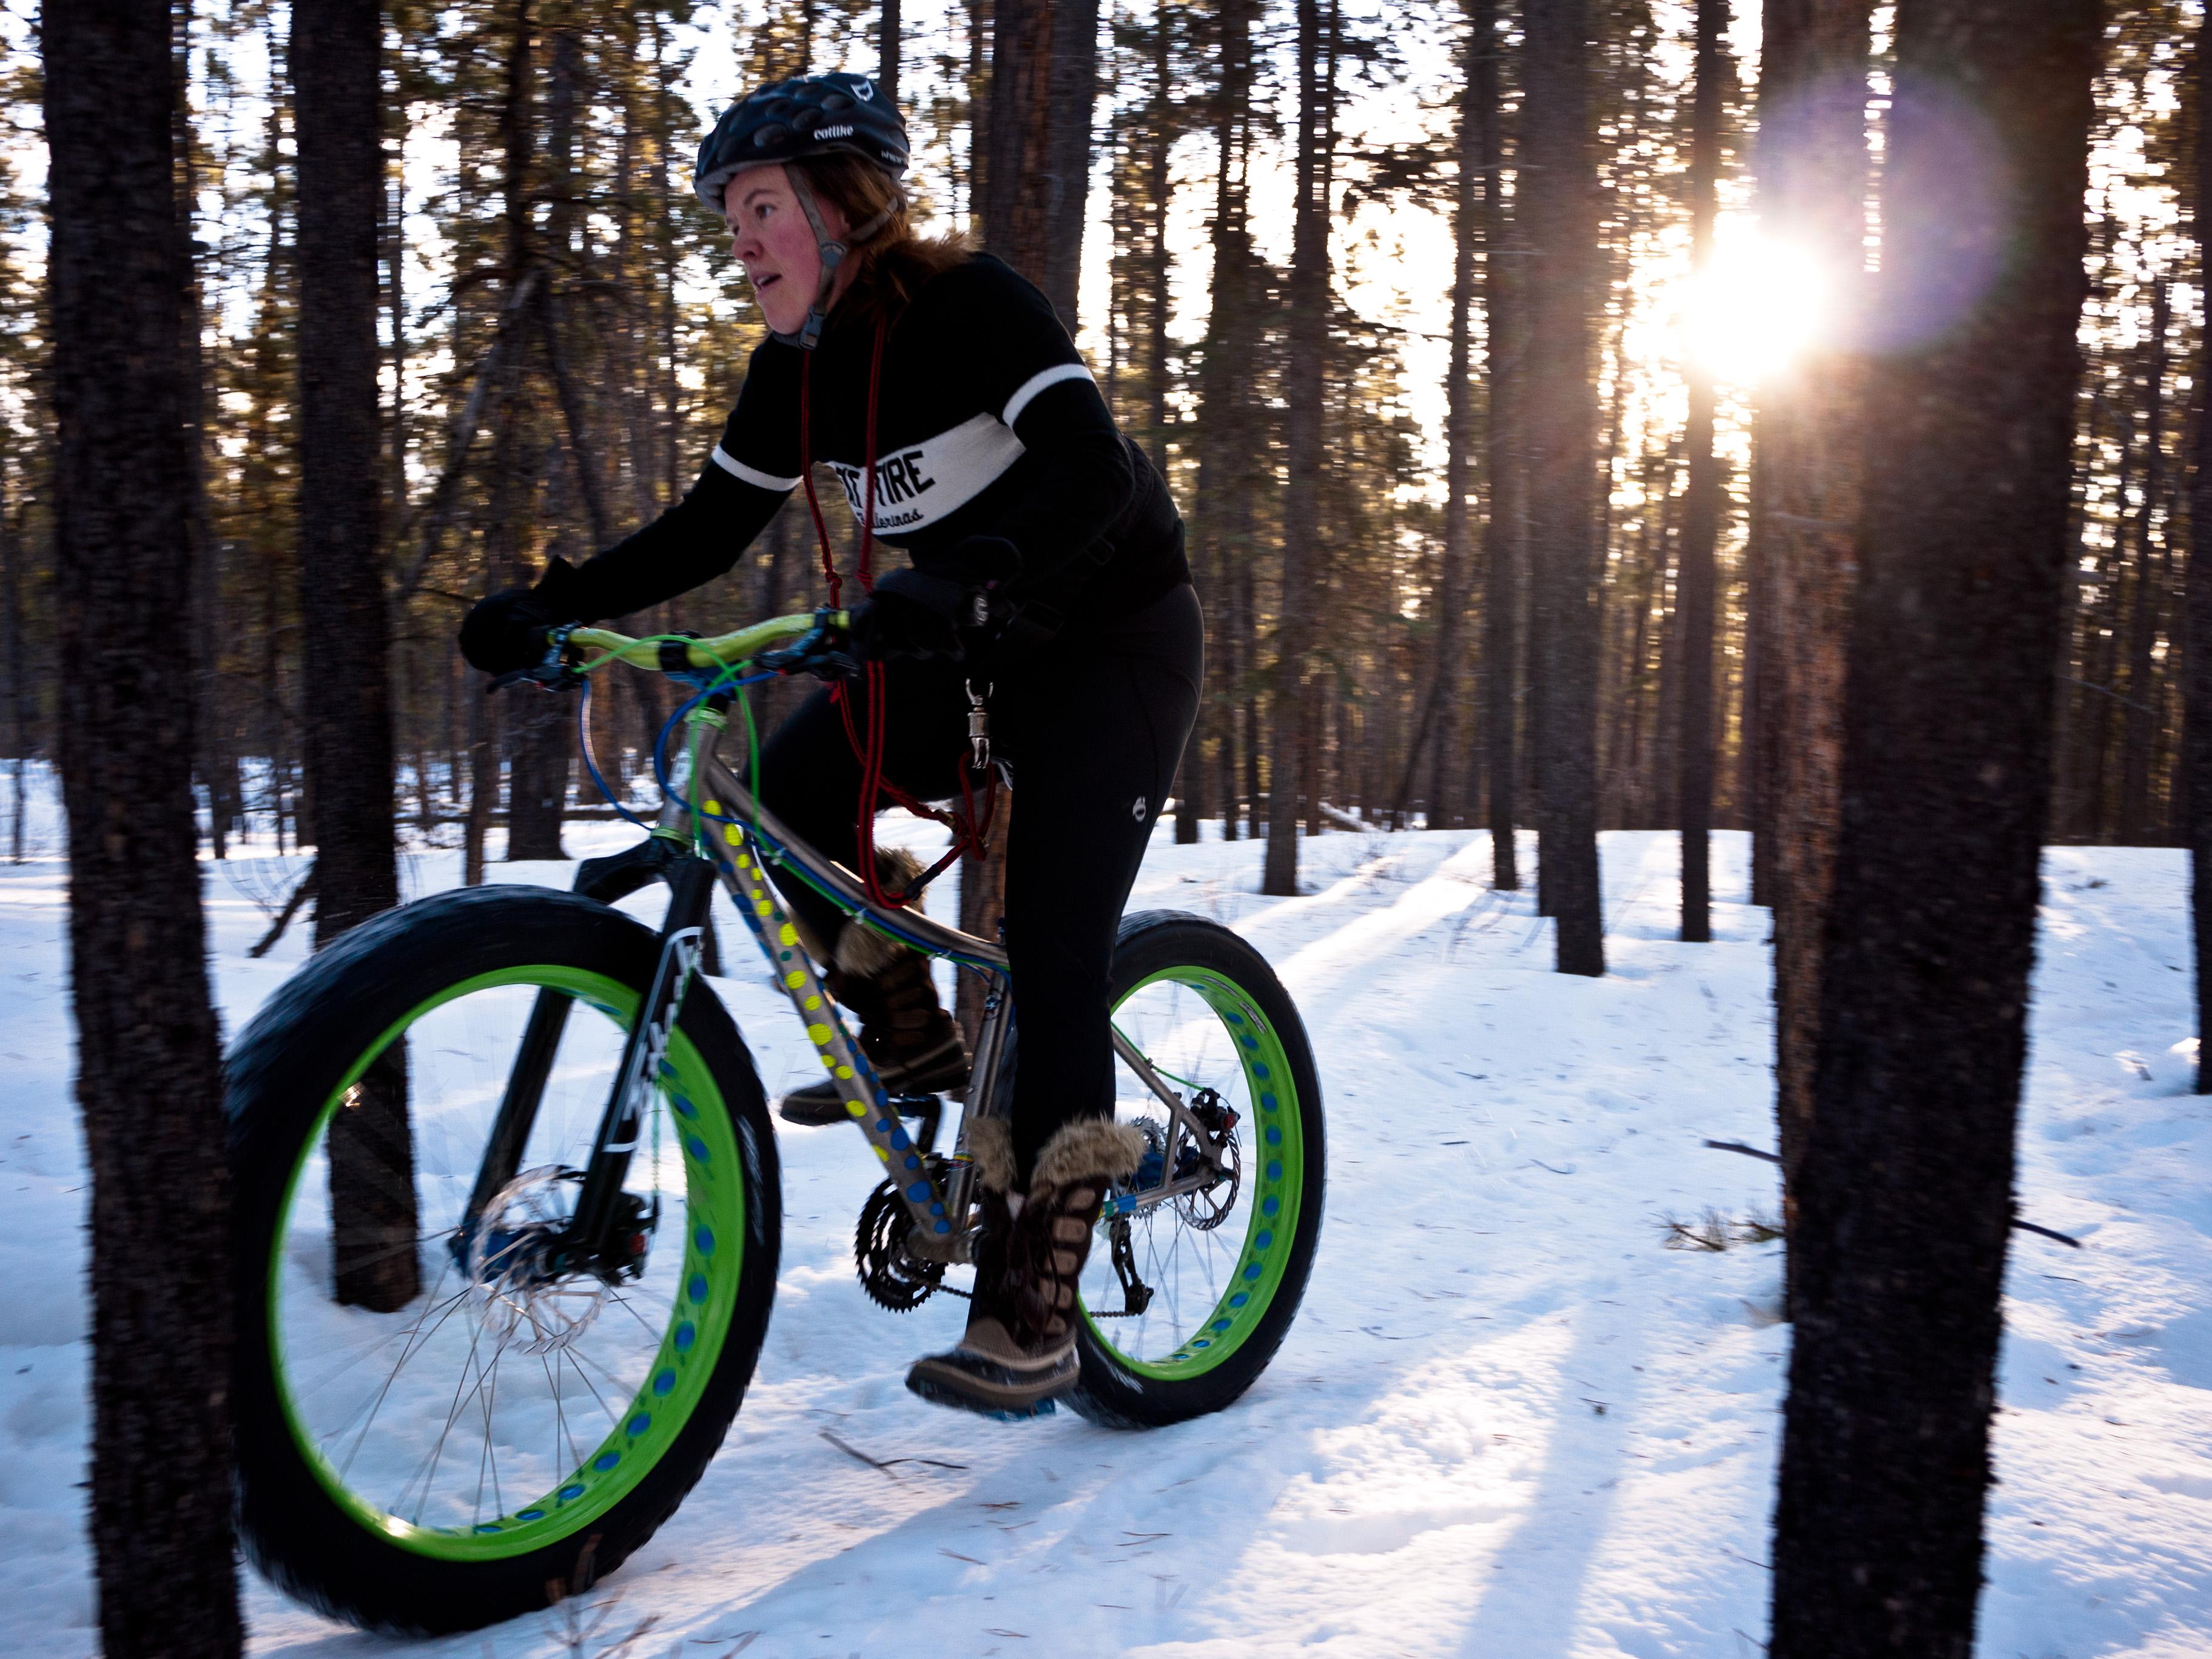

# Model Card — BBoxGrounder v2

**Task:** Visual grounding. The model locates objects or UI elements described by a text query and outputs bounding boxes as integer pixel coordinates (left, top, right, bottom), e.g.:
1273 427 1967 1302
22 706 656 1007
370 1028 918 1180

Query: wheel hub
462 1166 613 1353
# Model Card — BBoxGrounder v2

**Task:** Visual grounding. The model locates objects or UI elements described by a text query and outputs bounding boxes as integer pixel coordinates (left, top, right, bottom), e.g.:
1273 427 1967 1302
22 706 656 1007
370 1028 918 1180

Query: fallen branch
1704 1138 1781 1165
1700 1139 2082 1248
248 861 315 958
1317 800 1382 833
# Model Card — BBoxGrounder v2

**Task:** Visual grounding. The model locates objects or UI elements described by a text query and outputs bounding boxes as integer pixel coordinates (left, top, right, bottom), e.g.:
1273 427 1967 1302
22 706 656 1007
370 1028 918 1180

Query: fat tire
1067 910 1324 1428
227 885 780 1635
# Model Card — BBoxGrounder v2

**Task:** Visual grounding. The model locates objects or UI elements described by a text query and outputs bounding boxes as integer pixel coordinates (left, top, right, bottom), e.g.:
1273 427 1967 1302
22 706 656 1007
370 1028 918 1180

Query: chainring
855 1177 948 1312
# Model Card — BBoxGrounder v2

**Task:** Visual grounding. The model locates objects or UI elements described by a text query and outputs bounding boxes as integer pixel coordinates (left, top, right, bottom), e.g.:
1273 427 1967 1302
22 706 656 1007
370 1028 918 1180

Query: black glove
847 538 1023 664
460 559 588 675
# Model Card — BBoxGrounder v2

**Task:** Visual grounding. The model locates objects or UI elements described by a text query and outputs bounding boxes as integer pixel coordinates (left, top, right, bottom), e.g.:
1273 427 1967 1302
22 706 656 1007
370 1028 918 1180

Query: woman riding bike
460 71 1202 1419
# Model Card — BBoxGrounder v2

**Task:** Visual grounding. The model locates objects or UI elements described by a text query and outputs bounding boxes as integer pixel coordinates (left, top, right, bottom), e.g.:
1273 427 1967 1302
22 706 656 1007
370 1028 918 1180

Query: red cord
793 317 997 911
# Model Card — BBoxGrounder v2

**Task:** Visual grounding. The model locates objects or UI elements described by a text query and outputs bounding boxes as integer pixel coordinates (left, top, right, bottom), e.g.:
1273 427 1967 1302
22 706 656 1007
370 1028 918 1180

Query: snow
1 787 2208 1657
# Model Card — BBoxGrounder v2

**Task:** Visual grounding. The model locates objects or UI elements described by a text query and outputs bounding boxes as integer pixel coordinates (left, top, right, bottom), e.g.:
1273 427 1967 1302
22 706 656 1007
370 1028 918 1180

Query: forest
21 0 2200 1655
0 2 2193 900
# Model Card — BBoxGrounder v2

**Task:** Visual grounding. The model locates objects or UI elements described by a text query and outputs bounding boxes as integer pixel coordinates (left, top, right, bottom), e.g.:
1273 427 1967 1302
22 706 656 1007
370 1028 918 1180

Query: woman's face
724 166 850 337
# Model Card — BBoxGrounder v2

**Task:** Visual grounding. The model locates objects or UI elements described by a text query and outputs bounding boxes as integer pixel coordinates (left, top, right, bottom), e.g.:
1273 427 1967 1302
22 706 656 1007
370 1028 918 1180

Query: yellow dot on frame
725 825 742 845
779 924 798 946
804 995 821 1011
846 1099 867 1117
785 970 805 988
807 1023 832 1045
755 901 772 916
835 1065 853 1080
737 853 753 870
704 799 722 815
873 1144 891 1163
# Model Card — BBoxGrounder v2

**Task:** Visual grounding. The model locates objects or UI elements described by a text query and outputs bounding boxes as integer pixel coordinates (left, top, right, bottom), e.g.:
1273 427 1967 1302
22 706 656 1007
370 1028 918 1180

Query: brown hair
792 153 971 329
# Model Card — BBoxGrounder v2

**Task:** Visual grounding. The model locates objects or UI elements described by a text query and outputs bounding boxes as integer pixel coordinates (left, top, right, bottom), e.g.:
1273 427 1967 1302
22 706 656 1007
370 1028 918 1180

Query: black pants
756 583 1203 1182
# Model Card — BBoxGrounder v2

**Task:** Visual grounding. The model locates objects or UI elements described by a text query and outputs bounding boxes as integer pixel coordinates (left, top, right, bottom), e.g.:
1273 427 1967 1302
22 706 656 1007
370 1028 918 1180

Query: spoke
607 1290 670 1344
414 1304 500 1524
332 1260 472 1483
476 1345 505 1523
562 1345 622 1428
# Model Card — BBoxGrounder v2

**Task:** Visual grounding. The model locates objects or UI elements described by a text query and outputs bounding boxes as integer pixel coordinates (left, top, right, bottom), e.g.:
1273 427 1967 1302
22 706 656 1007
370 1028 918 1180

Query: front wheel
227 886 780 1635
1069 911 1325 1428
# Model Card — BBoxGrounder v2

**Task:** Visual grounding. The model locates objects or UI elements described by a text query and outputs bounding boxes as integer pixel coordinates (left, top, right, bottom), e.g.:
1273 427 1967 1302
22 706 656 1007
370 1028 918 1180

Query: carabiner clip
966 680 993 772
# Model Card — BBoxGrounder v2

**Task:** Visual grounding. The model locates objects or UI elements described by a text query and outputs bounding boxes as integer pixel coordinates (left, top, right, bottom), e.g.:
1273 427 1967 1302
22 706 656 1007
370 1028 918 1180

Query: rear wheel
227 886 779 1634
1069 911 1324 1428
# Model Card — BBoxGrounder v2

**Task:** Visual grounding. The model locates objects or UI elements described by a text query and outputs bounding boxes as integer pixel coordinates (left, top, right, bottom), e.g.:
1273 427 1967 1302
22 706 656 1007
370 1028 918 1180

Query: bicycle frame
462 617 1228 1279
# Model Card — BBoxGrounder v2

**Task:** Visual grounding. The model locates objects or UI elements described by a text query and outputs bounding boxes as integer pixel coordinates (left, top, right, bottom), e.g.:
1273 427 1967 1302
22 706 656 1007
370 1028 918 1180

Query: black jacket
566 253 1188 642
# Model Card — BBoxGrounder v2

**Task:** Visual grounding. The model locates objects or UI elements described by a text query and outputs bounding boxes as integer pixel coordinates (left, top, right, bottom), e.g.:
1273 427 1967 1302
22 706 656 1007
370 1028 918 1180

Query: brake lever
759 608 861 682
489 624 585 693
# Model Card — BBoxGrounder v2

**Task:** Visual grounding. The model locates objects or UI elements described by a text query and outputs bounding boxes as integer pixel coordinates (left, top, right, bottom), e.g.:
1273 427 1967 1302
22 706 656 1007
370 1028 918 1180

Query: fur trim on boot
906 1116 1143 1419
832 847 927 977
963 1116 1018 1195
1029 1117 1146 1197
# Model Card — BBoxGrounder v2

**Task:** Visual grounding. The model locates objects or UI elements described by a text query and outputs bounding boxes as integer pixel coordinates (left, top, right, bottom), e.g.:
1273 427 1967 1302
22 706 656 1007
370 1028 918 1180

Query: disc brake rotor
464 1165 611 1354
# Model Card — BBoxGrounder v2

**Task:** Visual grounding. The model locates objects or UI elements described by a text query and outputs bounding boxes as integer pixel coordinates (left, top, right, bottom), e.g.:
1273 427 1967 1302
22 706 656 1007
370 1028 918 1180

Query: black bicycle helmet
695 72 910 349
695 72 909 206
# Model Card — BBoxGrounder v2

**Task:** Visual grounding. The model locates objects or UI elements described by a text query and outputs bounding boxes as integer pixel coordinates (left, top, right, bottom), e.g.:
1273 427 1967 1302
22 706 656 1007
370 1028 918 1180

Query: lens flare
1679 234 1830 385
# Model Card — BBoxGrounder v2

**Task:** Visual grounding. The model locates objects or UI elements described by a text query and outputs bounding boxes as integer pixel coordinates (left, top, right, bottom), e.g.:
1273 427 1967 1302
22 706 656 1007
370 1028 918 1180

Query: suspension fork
465 697 730 1262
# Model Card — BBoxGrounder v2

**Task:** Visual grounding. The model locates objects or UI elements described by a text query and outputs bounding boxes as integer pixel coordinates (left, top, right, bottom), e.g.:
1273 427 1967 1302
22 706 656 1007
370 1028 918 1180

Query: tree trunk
1769 1 2099 1649
1519 0 1602 974
878 0 901 107
1263 0 1333 897
295 0 414 1308
3 463 25 864
1476 0 1519 889
1431 0 1484 837
2193 5 2212 1091
1758 0 1872 1275
1192 0 1257 849
983 0 1095 323
2119 278 2170 845
464 679 499 887
1676 0 1728 942
176 3 235 863
45 0 242 1647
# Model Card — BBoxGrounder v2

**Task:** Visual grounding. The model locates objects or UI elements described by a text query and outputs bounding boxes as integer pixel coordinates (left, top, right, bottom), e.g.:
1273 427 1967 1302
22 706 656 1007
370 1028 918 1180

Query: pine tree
1674 0 1727 941
1770 0 2101 1644
45 0 241 1647
1757 0 1872 1264
1519 0 1603 974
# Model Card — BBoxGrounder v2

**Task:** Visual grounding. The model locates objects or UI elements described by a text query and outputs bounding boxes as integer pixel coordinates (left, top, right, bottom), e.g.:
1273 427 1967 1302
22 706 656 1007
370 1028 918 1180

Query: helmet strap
774 166 900 351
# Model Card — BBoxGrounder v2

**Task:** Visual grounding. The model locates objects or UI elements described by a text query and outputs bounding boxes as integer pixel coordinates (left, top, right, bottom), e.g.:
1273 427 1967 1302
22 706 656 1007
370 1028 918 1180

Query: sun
1679 227 1831 386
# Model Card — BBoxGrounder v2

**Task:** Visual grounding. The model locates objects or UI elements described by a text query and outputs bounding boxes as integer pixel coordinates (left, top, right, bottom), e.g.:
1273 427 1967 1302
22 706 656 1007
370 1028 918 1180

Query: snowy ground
1 789 2208 1657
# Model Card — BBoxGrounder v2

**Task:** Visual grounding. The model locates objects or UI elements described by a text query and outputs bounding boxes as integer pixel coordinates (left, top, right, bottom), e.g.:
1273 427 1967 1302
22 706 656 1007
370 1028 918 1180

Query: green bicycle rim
267 964 745 1563
1084 967 1305 1381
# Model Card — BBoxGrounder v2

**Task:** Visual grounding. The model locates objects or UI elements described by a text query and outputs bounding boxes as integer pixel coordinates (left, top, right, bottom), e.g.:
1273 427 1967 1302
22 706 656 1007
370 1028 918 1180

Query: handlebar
568 611 847 670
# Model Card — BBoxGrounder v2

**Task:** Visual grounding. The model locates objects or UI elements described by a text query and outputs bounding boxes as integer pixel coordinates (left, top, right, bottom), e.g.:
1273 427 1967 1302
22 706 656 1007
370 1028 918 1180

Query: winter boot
778 847 969 1126
906 1116 1146 1418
